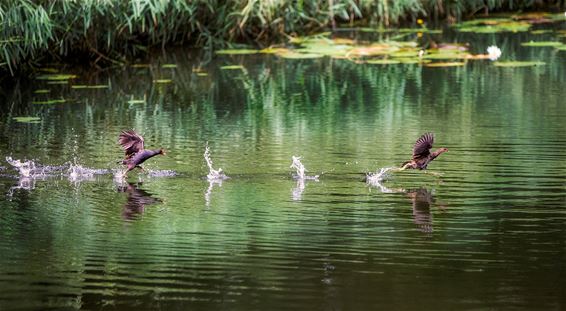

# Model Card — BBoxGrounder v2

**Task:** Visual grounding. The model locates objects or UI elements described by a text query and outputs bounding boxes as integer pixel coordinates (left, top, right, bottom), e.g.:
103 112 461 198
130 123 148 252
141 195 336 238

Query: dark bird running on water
400 133 447 171
118 130 165 177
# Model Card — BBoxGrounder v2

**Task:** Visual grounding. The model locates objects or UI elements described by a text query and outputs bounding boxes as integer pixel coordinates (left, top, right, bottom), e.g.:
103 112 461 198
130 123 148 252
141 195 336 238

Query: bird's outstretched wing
119 130 145 158
412 132 434 160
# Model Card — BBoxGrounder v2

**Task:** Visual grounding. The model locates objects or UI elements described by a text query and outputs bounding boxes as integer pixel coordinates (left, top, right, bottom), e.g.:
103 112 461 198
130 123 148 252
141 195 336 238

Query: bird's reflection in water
117 182 161 221
371 181 445 234
405 188 445 234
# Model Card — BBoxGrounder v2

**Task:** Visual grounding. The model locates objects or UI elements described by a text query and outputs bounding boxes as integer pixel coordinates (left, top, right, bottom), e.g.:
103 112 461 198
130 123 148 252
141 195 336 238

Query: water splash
365 167 397 188
204 144 229 181
68 164 94 181
290 156 319 180
203 144 228 206
147 169 178 177
6 157 38 177
290 156 319 201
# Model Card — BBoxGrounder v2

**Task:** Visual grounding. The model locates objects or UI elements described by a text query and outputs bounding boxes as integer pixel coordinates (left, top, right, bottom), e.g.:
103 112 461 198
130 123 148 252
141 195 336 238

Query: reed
1 0 563 74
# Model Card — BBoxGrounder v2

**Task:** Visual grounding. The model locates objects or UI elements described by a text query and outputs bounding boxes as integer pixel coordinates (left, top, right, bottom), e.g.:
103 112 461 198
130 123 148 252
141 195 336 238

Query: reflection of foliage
1 0 564 74
0 28 565 177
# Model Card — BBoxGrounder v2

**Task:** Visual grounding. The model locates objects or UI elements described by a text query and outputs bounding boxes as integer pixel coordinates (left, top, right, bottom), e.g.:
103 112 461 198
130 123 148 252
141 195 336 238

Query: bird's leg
136 165 145 173
398 163 411 171
121 167 133 179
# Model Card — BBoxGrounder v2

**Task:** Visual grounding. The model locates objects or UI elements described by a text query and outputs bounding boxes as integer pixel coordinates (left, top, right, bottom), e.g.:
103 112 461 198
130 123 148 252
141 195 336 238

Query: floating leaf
39 68 59 73
36 74 77 81
455 18 531 33
152 79 172 83
425 62 466 67
493 61 546 67
530 29 553 34
396 58 430 64
276 51 324 59
260 47 289 54
47 81 69 85
521 41 563 47
220 65 245 70
197 72 209 76
71 85 109 89
423 50 470 60
128 99 146 104
131 64 150 68
13 117 41 123
34 89 50 94
32 98 67 104
555 45 566 51
216 49 258 55
161 64 177 68
365 59 402 65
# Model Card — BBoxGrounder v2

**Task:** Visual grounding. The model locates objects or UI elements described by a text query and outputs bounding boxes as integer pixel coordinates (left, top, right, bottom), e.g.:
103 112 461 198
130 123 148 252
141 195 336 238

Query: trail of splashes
204 143 229 181
365 167 398 190
290 156 319 201
6 157 37 177
290 156 319 180
204 144 228 207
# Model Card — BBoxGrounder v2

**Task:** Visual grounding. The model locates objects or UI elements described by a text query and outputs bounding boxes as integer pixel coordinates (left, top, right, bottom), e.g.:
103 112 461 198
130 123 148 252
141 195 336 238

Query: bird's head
159 148 166 156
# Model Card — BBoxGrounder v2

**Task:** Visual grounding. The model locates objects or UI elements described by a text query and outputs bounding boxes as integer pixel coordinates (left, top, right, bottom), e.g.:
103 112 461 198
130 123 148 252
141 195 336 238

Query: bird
118 130 165 177
400 132 447 171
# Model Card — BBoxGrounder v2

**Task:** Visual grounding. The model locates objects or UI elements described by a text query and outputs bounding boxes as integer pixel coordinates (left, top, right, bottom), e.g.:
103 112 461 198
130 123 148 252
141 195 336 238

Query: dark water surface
1 27 565 310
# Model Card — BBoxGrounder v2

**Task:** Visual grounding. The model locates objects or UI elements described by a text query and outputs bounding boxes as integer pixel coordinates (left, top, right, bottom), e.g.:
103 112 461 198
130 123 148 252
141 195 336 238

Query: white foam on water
204 143 229 181
290 156 319 181
365 167 397 187
6 157 38 178
147 169 178 177
290 156 319 201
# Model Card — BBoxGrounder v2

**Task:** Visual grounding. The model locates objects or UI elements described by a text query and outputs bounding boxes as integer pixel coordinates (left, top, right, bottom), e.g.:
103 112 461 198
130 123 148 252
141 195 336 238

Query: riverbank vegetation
1 0 564 74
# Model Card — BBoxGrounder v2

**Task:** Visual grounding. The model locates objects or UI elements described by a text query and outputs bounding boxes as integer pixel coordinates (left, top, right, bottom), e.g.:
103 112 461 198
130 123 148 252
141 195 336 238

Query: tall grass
1 0 563 74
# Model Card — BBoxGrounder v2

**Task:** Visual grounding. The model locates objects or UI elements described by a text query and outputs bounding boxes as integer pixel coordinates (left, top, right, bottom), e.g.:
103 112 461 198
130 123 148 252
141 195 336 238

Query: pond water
1 25 566 310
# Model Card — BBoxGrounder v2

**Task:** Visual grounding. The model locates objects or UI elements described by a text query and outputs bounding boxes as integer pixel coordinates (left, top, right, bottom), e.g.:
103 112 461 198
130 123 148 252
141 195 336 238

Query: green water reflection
0 29 565 310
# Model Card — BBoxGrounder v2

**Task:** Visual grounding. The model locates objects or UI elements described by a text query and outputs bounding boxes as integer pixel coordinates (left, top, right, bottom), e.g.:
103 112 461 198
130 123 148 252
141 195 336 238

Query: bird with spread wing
400 133 447 171
118 130 165 177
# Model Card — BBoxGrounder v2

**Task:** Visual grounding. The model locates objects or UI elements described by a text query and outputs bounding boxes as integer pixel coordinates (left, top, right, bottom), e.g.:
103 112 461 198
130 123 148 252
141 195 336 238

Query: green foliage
0 0 563 74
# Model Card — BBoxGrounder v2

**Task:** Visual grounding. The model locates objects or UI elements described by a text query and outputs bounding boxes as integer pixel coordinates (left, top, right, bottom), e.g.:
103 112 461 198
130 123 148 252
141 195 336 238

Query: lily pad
13 117 41 123
197 72 209 76
455 18 531 33
71 85 109 89
39 68 59 73
521 41 563 47
152 79 172 83
34 89 50 94
365 59 402 65
216 49 258 55
220 65 245 70
260 47 290 54
425 62 466 67
276 51 324 59
530 29 553 34
161 64 177 68
36 74 77 81
423 50 470 60
32 99 67 104
127 99 146 104
493 61 546 67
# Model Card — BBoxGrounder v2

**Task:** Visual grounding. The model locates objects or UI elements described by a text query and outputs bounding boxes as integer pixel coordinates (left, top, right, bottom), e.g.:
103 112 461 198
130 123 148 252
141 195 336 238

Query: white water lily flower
487 45 502 61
